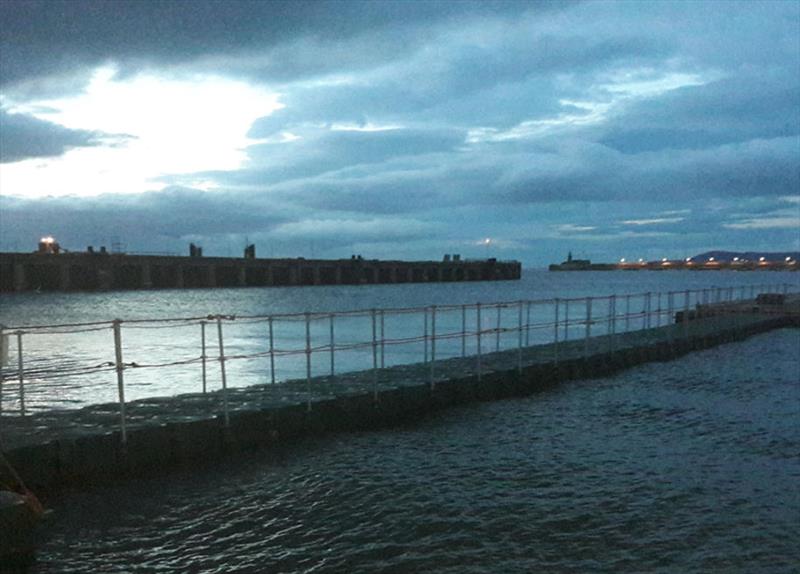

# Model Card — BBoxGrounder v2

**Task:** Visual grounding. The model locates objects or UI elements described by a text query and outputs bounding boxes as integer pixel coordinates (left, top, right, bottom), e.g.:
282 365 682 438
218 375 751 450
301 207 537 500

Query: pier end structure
0 252 521 292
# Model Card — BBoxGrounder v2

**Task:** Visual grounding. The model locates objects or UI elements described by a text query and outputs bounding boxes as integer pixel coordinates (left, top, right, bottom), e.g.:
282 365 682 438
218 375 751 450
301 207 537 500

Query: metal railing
0 283 795 442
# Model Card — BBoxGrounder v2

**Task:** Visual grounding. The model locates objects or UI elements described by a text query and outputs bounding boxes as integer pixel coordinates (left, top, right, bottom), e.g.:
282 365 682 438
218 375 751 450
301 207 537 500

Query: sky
0 0 798 266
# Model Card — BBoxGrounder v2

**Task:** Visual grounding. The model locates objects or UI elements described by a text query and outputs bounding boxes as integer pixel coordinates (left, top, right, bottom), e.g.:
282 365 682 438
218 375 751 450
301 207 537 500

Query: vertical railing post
423 307 429 364
268 316 276 385
608 295 616 353
517 300 523 374
371 309 378 404
112 320 127 443
667 291 674 346
656 292 662 328
625 294 630 332
305 312 312 412
584 297 592 359
329 314 335 377
683 290 690 340
16 331 25 417
645 292 652 330
564 299 570 341
525 301 531 346
430 305 437 389
0 324 4 418
783 283 788 296
216 316 230 427
495 304 502 352
200 320 207 394
461 304 467 357
476 303 482 382
380 310 385 369
553 298 559 365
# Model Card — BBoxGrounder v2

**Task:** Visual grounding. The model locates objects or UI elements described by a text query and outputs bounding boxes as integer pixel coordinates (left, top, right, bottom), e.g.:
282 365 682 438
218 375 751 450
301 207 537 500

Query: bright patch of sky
2 66 282 197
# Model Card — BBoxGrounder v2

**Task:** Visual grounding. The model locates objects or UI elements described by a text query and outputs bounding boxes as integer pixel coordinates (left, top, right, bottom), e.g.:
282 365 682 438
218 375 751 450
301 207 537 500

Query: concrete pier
0 252 521 292
1 296 797 493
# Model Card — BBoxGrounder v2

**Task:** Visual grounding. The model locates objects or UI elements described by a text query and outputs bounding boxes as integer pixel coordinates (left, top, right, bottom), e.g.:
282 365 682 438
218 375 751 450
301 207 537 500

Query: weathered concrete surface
1 299 797 493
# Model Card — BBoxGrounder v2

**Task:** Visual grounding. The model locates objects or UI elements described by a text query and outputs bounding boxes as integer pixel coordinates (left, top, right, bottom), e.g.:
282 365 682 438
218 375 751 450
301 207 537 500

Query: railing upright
430 306 436 388
553 298 559 365
304 313 313 412
16 332 25 417
608 295 616 353
0 325 4 417
564 299 570 341
476 303 482 382
268 316 276 385
584 297 592 359
371 309 378 403
625 294 631 332
461 304 467 357
495 304 502 353
683 291 690 340
525 301 532 347
112 320 127 443
517 300 523 373
423 307 429 364
200 320 207 394
380 310 385 369
329 314 335 376
216 316 230 427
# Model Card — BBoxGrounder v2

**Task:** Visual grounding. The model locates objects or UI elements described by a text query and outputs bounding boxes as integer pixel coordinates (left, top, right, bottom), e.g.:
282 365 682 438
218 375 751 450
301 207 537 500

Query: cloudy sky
1 0 798 265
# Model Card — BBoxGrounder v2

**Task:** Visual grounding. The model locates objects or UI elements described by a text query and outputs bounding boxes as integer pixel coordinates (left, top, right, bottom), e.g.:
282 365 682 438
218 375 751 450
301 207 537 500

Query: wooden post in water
112 320 127 444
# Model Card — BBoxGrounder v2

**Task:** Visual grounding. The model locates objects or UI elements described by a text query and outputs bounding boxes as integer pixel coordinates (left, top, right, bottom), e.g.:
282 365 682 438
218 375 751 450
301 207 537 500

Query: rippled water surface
30 328 800 573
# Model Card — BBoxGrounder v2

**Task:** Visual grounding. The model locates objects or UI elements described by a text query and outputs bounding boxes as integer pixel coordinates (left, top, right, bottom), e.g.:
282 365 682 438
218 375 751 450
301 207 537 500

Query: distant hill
692 251 800 263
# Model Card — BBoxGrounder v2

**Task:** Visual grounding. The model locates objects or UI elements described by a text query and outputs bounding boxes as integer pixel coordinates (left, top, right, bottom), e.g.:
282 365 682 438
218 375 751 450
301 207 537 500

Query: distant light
661 257 668 262
759 256 766 262
709 257 715 262
484 238 491 245
685 257 692 262
638 258 644 263
733 257 739 262
620 258 626 263
40 236 54 244
786 256 792 262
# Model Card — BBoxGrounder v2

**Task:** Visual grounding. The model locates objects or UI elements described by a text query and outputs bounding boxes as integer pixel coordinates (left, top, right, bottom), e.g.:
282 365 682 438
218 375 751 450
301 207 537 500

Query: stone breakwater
2 300 798 494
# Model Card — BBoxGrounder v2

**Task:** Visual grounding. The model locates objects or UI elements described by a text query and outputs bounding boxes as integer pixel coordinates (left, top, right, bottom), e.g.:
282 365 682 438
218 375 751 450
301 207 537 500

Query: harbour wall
0 253 521 292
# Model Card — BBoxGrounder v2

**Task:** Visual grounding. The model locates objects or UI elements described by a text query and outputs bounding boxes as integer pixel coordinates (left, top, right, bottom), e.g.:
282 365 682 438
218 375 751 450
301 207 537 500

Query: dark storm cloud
0 0 567 87
599 74 800 154
0 109 103 162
